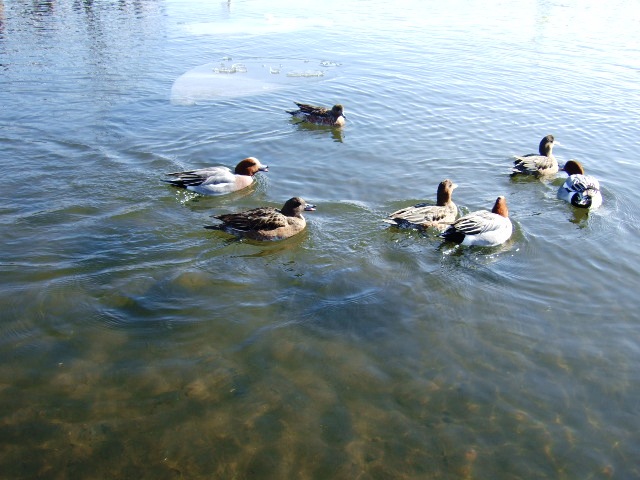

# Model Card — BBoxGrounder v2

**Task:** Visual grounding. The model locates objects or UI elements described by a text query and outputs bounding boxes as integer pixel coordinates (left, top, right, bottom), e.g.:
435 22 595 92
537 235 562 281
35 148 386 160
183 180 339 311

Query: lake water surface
1 0 640 478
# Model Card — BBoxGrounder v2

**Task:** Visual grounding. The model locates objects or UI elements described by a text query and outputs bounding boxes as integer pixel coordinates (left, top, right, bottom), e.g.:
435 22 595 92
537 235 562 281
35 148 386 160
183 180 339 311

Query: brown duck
383 179 458 230
512 135 559 176
205 197 316 241
287 102 346 126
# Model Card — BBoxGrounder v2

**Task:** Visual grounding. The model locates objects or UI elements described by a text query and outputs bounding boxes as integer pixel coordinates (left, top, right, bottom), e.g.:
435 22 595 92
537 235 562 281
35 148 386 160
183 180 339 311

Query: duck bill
260 165 269 172
304 204 317 212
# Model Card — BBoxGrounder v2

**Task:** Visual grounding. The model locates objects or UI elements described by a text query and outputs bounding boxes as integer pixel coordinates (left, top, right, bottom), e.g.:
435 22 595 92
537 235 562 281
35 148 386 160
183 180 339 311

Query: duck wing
560 174 601 208
451 210 503 235
513 155 556 173
196 169 236 186
294 102 329 116
215 207 287 232
563 174 600 194
388 203 453 224
164 166 231 187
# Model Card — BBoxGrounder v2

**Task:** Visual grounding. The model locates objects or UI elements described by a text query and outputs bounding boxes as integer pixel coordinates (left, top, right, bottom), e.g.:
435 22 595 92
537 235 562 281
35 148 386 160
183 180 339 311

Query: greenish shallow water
1 0 640 478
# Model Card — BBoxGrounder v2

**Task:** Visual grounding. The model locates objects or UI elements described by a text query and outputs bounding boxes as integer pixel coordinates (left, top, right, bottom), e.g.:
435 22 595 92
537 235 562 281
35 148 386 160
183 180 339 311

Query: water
1 0 639 478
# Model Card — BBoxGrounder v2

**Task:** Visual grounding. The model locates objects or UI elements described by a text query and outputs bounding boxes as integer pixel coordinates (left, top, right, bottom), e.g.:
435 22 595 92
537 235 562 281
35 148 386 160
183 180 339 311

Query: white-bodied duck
205 197 316 241
440 196 512 247
557 160 602 209
287 102 346 127
164 157 268 195
383 179 458 230
512 135 559 176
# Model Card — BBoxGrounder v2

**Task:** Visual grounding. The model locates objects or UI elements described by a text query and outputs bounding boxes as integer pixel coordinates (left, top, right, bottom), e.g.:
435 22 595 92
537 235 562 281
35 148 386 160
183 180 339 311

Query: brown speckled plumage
512 135 559 176
384 179 458 230
206 197 316 241
287 102 346 126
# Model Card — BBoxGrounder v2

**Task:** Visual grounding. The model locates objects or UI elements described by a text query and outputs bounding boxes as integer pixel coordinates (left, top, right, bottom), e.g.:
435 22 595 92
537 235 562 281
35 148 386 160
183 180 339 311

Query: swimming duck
440 196 512 247
557 160 602 209
512 135 559 176
287 102 346 127
205 197 316 241
164 157 268 195
383 179 458 230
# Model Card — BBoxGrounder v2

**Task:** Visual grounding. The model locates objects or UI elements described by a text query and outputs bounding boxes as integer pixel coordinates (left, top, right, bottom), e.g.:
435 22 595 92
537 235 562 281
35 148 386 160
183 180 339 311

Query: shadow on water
289 120 345 143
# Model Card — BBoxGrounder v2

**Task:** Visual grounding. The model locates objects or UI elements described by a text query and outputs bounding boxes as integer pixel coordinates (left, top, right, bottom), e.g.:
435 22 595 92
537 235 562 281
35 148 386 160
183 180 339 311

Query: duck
512 135 559 176
287 102 346 127
383 179 458 230
440 196 512 247
205 197 316 241
163 157 268 195
557 160 602 209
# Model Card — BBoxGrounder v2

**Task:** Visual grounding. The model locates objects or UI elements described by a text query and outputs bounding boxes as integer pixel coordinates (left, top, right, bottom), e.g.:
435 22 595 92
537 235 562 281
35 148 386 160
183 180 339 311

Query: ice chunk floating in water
170 58 339 105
